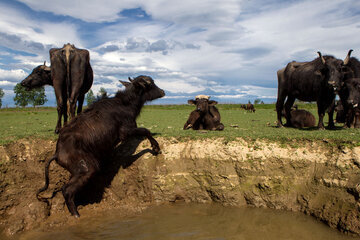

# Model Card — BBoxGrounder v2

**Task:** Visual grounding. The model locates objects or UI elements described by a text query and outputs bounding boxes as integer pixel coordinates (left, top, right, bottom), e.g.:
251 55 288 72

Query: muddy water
21 204 356 240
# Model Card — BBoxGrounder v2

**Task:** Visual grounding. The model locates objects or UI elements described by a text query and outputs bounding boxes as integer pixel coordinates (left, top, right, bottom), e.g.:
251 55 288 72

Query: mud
0 137 359 238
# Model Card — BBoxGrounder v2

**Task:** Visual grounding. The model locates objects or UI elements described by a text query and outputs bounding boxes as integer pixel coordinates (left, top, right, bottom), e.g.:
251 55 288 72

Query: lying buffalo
184 95 224 131
276 51 348 129
283 108 316 128
37 76 165 217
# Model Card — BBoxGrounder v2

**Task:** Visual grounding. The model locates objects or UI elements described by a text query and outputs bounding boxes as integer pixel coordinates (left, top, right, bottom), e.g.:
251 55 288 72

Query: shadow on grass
269 125 344 131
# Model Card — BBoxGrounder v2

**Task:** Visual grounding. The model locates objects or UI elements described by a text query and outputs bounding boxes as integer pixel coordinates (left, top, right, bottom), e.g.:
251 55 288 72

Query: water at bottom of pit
20 203 356 240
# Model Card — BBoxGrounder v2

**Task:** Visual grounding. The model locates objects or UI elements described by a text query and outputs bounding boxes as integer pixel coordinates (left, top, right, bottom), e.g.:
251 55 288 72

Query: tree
13 83 47 107
31 87 47 107
86 89 96 106
97 87 108 100
0 88 4 108
254 99 261 104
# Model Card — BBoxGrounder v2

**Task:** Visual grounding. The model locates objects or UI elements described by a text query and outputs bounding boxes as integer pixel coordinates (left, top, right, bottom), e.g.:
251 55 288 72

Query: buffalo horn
317 51 326 64
343 49 353 65
43 61 51 71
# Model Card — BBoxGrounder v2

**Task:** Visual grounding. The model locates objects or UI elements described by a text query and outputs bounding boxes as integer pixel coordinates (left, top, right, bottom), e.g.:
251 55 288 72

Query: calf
281 107 316 128
37 75 165 217
184 96 224 131
288 109 316 128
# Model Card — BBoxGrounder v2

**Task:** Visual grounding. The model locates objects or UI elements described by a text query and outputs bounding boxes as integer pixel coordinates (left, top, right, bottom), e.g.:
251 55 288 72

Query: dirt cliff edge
0 137 359 238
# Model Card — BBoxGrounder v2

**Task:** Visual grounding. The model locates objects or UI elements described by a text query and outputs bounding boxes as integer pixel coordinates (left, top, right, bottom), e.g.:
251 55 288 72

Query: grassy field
1 104 360 146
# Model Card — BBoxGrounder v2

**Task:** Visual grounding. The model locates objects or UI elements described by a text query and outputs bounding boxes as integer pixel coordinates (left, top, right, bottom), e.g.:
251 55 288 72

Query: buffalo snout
20 78 31 90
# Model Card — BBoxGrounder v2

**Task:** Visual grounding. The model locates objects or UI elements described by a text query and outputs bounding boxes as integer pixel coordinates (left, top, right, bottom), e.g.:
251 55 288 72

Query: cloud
95 37 200 55
1 0 360 107
0 68 27 82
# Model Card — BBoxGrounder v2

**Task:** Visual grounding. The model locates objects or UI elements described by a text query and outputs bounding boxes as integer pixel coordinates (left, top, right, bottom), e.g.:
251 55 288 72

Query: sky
0 0 359 106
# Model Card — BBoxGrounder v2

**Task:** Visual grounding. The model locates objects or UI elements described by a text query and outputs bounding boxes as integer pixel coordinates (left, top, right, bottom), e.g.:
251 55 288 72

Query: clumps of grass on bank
1 104 360 146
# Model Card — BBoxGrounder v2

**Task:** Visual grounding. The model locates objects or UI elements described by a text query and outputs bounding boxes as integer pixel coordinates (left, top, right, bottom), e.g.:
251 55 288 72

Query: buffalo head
118 75 165 101
188 96 218 114
21 62 51 90
345 78 360 109
316 51 345 93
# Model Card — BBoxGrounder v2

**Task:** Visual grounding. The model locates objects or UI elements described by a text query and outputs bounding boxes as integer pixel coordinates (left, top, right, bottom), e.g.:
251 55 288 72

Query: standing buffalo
21 43 93 133
37 76 165 217
241 103 255 112
276 51 347 129
50 43 93 133
339 78 360 128
184 95 224 131
336 50 360 128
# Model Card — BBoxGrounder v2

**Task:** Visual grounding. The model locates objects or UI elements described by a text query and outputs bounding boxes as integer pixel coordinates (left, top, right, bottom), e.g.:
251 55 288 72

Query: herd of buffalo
19 43 360 217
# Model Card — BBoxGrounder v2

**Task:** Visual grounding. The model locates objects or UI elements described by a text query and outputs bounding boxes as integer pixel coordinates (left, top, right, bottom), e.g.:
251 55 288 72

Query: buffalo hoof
152 145 161 155
184 124 192 130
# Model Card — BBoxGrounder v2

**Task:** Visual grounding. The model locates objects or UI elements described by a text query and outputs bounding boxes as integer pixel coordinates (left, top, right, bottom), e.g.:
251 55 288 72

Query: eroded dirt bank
0 137 360 238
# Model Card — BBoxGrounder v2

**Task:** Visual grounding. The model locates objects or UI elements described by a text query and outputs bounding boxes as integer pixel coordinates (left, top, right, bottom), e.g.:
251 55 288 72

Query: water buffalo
286 109 316 128
341 50 360 79
50 43 93 133
340 78 360 128
336 50 360 128
242 103 255 112
21 62 52 89
276 51 346 129
335 100 346 124
37 75 165 217
184 95 224 131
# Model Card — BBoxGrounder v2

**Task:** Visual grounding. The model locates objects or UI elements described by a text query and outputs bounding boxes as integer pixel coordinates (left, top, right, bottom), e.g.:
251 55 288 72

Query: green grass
1 104 360 146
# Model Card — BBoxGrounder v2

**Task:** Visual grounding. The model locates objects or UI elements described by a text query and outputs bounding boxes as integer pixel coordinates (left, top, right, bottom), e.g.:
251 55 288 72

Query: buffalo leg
327 99 335 129
276 93 287 127
129 128 160 154
62 162 96 217
55 98 66 134
184 111 201 130
355 112 360 128
68 96 78 120
317 102 326 129
77 94 85 115
284 96 295 127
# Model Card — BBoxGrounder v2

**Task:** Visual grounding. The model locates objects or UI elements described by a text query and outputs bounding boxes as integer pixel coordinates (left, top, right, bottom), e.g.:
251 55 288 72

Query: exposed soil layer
0 137 360 238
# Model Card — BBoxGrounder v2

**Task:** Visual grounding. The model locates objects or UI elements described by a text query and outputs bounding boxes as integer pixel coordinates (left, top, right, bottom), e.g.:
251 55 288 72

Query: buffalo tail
36 156 56 202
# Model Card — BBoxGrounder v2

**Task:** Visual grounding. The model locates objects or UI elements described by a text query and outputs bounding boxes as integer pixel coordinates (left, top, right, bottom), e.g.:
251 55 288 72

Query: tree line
0 84 109 109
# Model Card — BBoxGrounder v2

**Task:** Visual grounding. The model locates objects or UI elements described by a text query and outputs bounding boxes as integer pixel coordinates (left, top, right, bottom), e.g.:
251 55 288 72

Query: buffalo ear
208 100 218 106
119 80 131 88
188 99 196 105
